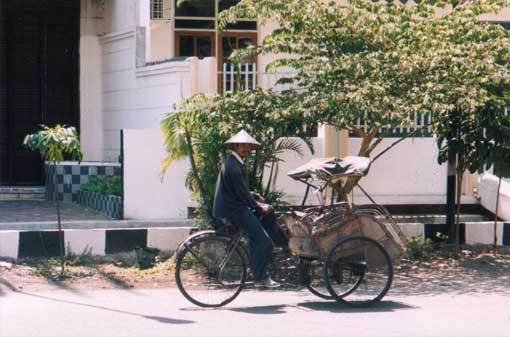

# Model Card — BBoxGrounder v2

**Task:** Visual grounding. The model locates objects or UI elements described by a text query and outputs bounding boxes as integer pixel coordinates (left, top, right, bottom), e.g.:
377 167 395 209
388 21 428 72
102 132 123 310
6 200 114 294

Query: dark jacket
213 154 261 219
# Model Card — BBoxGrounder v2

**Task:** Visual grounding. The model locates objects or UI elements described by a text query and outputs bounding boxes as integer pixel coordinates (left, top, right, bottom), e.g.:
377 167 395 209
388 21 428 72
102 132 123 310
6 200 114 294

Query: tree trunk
54 162 65 274
184 130 212 218
455 158 464 246
446 148 457 244
493 176 502 255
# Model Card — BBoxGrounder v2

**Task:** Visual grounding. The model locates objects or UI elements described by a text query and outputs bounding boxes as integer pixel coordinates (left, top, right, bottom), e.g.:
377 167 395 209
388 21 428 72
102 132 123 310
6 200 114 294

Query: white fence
221 62 257 92
219 62 297 93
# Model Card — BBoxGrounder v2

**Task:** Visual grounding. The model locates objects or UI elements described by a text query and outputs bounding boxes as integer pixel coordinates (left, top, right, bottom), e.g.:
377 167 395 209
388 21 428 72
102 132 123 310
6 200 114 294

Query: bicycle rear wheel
324 236 393 307
175 235 247 307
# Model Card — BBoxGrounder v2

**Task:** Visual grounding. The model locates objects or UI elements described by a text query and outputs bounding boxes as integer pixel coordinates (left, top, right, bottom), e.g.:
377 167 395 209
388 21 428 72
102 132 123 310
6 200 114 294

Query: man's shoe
254 277 280 289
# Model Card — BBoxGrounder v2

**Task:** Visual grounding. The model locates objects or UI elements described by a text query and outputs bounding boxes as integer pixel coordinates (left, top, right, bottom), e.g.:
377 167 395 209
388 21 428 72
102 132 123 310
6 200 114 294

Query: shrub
80 176 122 196
406 236 434 260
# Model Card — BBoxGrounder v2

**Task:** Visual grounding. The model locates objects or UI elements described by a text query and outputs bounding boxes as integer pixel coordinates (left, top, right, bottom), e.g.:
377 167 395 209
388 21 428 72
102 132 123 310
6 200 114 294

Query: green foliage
160 88 314 220
407 233 463 260
219 0 510 197
406 236 435 260
80 176 122 197
65 245 94 267
24 124 83 274
23 124 83 163
487 114 510 178
135 247 159 270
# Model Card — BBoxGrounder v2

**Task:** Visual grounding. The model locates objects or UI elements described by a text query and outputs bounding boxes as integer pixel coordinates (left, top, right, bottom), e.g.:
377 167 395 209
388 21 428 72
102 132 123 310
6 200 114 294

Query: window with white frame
151 0 164 19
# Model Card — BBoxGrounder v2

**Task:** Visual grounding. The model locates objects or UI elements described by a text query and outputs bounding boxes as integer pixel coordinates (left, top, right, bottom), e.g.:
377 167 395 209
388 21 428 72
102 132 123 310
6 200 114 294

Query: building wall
348 137 448 205
123 129 192 219
80 0 105 161
94 0 190 161
94 1 510 221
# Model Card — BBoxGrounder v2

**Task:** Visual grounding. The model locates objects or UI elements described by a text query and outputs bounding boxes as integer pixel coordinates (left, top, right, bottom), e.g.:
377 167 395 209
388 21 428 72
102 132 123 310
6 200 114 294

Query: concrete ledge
2 222 508 259
465 222 504 245
0 226 195 259
0 218 197 231
398 223 425 239
0 231 19 259
147 227 193 252
65 229 106 256
479 173 510 221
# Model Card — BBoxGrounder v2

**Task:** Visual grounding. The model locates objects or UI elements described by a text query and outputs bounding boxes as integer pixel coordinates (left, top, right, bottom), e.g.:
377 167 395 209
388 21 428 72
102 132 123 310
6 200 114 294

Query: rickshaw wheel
324 236 393 307
299 258 334 300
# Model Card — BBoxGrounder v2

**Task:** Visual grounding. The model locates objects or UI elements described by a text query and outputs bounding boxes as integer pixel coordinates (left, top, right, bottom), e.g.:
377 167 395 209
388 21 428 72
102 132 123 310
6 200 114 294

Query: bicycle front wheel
324 236 393 307
175 236 247 307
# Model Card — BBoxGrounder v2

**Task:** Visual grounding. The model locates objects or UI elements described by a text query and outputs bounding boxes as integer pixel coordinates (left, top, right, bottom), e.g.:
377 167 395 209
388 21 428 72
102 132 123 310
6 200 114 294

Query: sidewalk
0 200 111 224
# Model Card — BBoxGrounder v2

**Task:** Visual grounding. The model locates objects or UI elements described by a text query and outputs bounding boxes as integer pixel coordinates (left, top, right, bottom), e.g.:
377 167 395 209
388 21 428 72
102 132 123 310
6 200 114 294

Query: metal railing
220 62 298 93
350 111 435 138
220 62 257 93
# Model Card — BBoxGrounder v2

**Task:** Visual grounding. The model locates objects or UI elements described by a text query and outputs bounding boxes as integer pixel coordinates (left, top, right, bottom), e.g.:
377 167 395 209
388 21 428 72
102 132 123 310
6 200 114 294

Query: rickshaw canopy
287 156 370 181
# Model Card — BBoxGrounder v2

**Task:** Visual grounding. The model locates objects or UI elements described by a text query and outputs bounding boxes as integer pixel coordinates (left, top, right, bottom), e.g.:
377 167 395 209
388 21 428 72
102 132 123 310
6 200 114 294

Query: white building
1 0 509 220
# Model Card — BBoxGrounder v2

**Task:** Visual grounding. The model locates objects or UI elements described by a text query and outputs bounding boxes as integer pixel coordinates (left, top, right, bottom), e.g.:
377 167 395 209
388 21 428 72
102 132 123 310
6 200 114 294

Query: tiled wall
76 190 122 219
45 162 122 203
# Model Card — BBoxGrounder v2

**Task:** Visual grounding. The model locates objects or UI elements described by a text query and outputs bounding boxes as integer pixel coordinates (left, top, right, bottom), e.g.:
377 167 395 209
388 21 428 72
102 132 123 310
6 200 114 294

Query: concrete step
0 187 46 201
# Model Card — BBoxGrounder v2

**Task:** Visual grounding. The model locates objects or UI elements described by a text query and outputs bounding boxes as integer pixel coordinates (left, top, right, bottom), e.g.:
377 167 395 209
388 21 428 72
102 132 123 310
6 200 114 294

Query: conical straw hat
224 129 261 149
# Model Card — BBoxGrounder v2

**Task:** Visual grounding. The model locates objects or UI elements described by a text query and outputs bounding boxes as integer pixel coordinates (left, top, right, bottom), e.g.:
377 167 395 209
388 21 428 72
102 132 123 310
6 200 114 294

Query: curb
400 222 510 245
1 222 508 259
0 227 195 259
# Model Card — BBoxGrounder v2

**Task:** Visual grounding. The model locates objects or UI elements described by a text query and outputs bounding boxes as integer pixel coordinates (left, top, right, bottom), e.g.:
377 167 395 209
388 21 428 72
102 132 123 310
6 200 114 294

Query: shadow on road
229 304 288 314
11 291 195 325
179 300 413 315
297 300 415 313
0 277 18 294
97 269 135 289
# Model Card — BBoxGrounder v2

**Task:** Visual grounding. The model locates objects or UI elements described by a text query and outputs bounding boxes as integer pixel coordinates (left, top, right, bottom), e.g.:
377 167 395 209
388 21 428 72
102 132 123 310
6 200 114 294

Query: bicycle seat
213 217 240 235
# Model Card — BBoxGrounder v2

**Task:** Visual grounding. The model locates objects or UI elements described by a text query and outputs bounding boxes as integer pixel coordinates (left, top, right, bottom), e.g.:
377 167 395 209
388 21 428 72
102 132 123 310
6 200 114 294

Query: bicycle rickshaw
174 156 408 307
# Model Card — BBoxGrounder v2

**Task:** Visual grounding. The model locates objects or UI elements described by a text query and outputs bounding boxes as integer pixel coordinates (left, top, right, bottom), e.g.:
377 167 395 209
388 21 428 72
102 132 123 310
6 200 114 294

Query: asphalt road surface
1 287 510 337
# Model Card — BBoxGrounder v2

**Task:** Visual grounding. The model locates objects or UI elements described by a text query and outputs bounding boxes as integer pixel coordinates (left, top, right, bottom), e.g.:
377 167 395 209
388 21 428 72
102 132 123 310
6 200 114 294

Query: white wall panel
123 129 192 219
348 137 447 204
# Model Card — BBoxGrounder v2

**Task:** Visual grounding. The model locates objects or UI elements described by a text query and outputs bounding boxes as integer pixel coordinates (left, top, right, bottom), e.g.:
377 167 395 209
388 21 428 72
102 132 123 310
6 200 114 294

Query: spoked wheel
175 236 247 307
299 258 333 300
324 236 393 307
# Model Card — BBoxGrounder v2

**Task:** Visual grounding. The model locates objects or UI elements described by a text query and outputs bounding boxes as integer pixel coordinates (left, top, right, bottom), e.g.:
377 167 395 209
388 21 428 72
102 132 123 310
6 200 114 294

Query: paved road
1 286 509 337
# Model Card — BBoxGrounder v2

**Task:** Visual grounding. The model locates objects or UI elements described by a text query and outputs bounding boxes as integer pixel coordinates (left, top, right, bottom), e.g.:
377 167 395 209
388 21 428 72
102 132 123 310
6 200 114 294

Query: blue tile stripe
76 190 122 219
45 163 122 204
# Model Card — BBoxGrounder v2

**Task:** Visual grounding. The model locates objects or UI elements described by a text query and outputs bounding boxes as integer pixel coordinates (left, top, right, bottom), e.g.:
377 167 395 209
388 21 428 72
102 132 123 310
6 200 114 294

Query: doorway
0 0 79 185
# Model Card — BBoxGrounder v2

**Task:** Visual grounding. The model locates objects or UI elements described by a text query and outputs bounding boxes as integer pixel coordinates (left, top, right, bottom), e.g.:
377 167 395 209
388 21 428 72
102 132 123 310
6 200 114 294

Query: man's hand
259 203 271 215
252 192 266 203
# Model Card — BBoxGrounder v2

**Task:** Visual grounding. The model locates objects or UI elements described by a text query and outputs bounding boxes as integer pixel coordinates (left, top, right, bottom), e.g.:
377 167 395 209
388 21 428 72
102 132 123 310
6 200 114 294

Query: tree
24 125 83 274
160 88 314 221
219 0 510 200
485 113 510 252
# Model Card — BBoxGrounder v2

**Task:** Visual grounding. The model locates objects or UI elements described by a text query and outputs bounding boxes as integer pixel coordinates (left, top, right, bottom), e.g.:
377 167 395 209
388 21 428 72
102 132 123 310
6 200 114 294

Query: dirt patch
1 246 510 295
393 248 510 296
0 253 176 293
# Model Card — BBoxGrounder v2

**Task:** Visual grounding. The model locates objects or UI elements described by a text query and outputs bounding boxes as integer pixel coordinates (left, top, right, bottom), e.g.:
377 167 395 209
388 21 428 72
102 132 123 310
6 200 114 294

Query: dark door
0 0 79 186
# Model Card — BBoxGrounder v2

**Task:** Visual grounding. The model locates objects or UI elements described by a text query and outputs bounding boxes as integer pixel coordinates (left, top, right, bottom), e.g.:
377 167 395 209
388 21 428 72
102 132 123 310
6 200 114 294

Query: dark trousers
229 207 277 281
